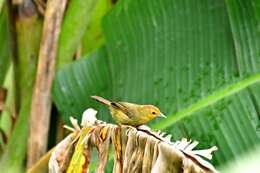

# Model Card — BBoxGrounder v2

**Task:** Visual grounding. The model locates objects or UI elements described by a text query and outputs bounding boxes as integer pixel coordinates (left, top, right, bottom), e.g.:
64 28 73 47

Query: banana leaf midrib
152 73 260 130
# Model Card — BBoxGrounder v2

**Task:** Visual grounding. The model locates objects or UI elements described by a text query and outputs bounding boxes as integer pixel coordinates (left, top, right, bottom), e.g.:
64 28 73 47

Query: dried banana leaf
49 109 218 173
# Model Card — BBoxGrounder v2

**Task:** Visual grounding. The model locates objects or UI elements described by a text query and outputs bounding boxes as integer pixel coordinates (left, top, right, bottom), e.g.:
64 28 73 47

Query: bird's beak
158 113 166 118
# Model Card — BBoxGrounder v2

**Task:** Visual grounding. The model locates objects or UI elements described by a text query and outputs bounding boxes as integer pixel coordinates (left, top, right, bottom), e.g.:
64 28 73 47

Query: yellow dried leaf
100 126 109 141
66 127 92 173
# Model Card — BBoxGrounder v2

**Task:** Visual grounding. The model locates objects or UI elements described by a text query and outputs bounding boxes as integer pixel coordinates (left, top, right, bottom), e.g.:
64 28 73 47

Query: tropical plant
0 0 259 172
52 0 260 169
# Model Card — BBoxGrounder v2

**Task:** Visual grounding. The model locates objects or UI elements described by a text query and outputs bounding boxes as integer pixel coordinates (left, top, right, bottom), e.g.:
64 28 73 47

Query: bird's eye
152 112 156 115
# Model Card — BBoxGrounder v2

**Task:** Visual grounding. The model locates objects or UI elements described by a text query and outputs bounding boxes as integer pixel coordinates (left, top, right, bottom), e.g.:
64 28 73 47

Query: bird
90 96 166 126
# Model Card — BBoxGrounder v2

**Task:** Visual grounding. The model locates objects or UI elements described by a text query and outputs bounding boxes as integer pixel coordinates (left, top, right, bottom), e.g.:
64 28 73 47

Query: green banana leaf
52 0 260 167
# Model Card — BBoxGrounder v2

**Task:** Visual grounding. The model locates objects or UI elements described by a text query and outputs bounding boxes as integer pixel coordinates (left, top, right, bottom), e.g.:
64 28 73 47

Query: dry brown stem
27 0 67 168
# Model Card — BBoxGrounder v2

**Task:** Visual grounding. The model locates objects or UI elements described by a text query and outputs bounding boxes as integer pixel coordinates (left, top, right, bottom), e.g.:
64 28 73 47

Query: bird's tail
91 96 111 106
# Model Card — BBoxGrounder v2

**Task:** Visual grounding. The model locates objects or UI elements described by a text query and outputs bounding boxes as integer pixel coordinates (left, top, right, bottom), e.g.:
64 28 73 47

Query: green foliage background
52 0 260 167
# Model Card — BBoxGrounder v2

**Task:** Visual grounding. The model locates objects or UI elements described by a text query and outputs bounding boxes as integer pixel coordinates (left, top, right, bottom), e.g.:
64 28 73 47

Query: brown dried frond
49 108 219 173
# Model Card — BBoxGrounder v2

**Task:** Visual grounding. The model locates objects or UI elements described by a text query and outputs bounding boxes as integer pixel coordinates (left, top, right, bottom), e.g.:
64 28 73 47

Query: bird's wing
110 102 134 118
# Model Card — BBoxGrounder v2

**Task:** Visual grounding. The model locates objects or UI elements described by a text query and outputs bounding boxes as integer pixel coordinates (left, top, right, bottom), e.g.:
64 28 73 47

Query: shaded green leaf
53 47 113 123
0 4 11 85
56 0 99 68
81 0 113 55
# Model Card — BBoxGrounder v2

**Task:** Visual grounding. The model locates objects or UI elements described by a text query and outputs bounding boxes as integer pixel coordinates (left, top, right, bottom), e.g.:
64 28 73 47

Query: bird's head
142 105 166 120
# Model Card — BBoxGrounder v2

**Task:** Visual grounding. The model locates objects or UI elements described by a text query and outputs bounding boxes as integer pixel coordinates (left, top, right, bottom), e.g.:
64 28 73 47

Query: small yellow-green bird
91 96 166 126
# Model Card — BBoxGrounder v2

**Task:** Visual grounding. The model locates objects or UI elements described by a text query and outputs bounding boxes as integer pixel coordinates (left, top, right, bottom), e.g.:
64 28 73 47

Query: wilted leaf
49 109 219 173
49 133 77 173
66 127 93 173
